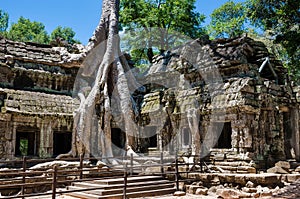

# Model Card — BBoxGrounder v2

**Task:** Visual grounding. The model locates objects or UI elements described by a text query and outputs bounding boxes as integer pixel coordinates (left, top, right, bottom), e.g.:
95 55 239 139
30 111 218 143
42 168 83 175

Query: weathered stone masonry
137 36 300 165
0 36 299 167
0 38 80 159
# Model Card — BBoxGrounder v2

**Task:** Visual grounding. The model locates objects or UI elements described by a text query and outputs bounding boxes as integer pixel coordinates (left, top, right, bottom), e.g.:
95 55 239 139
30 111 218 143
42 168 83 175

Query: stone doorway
139 126 158 153
111 128 126 156
215 122 232 149
53 131 72 157
15 131 37 157
149 134 158 148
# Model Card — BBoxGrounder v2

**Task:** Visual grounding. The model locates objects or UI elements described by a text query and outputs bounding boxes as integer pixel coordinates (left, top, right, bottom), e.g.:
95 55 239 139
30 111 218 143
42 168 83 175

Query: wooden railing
0 153 208 199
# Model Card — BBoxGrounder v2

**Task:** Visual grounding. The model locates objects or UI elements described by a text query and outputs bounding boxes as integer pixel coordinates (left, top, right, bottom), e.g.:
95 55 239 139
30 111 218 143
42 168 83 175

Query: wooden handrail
0 153 208 198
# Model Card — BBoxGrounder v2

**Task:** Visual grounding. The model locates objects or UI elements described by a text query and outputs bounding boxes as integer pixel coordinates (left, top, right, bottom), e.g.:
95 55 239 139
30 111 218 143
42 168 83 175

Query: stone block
195 188 208 195
275 161 290 170
242 187 257 193
245 180 255 188
216 188 250 199
295 166 300 173
187 185 202 194
173 191 186 196
267 166 289 174
286 174 300 183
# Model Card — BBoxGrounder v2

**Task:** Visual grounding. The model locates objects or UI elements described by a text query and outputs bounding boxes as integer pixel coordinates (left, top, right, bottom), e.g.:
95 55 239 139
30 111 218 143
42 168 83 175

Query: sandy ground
54 193 218 199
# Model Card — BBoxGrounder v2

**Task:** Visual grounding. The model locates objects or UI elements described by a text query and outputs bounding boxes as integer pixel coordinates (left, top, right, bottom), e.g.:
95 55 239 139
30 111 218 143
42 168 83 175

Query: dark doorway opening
215 122 232 149
149 134 158 148
15 131 36 156
53 131 72 156
145 126 157 148
139 126 157 153
111 128 126 150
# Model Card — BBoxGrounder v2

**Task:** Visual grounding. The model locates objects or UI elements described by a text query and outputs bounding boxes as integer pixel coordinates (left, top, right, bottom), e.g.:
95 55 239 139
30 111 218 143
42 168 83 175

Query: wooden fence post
130 153 133 175
123 163 128 199
175 153 179 191
21 156 27 199
52 165 58 199
79 154 84 180
160 152 164 175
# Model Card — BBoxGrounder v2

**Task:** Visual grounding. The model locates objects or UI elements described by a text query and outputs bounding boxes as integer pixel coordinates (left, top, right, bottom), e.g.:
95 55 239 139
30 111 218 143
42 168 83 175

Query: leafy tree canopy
6 16 49 44
119 0 206 64
0 9 9 33
50 26 80 45
209 0 248 38
246 0 300 80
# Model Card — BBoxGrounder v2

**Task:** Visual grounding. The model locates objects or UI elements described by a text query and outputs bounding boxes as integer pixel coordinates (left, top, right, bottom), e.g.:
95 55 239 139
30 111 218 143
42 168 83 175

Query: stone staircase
208 149 256 173
65 175 176 199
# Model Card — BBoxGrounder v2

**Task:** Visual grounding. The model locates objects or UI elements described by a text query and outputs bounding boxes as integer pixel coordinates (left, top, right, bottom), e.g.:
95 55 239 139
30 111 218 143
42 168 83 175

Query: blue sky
1 0 244 44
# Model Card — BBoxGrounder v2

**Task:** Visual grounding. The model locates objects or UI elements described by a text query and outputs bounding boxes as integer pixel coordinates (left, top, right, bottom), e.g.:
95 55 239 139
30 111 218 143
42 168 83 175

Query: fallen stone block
267 166 289 174
195 187 208 195
242 187 257 193
245 180 255 188
173 191 186 196
216 188 250 199
286 174 300 183
187 185 202 194
275 161 290 170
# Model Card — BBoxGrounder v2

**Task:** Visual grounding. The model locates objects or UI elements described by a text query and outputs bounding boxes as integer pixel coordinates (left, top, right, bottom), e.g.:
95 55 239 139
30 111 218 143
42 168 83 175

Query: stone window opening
15 131 37 157
215 122 232 149
258 57 279 84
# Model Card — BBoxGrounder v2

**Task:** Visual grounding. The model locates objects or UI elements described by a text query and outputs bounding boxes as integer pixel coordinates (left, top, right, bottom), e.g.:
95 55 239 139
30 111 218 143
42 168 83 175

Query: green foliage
19 139 28 156
209 1 247 38
0 9 9 33
50 26 80 45
120 0 206 65
6 17 49 44
246 0 300 81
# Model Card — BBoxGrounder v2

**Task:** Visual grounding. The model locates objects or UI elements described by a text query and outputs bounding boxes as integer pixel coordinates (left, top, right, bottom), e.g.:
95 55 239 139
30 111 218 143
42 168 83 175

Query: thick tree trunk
68 0 140 163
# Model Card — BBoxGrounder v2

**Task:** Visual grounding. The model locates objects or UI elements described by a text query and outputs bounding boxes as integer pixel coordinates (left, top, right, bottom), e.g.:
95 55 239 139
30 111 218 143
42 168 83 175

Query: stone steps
208 149 256 173
65 175 175 199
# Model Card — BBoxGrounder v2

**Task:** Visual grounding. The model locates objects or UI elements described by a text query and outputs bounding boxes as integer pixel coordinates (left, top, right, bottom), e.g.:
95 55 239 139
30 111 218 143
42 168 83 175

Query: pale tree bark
187 109 201 156
63 0 140 163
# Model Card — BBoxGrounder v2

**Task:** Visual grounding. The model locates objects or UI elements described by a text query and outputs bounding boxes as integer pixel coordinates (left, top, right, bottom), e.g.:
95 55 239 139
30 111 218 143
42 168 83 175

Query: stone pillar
292 108 300 161
11 121 17 159
37 117 56 158
5 117 13 159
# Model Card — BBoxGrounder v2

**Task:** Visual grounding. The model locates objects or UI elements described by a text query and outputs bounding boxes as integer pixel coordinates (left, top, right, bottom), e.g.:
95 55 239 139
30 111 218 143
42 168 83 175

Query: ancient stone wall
0 38 80 159
0 36 299 165
0 38 81 95
137 36 299 164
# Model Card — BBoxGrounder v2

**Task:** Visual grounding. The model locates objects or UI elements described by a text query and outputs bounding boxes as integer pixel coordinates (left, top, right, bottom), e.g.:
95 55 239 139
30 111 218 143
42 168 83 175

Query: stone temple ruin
0 35 300 169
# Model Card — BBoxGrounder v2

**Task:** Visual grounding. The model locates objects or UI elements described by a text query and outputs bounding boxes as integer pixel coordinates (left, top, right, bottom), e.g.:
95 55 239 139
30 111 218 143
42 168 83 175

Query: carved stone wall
0 38 80 159
0 36 299 164
137 36 300 163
